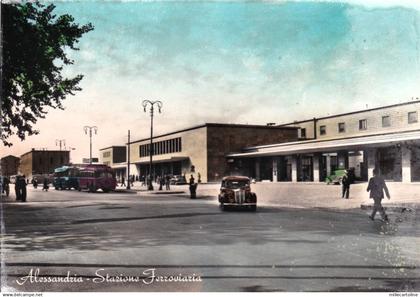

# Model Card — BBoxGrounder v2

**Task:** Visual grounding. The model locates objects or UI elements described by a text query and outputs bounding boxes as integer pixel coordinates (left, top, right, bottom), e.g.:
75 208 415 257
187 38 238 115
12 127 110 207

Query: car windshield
224 180 249 189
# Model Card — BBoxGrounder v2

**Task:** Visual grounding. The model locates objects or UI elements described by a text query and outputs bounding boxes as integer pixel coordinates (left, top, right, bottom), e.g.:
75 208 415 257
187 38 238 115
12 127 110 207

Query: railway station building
101 124 298 183
228 100 420 183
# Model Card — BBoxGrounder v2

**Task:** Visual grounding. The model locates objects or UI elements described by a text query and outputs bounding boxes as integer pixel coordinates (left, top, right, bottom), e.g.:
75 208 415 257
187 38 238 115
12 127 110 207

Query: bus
53 166 80 190
78 164 116 193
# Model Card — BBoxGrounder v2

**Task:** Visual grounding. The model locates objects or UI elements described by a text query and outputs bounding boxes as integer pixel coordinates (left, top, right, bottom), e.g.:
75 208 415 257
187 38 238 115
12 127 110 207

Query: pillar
367 149 376 180
291 156 297 182
272 157 278 182
326 155 331 176
255 158 260 181
313 155 320 182
402 145 412 183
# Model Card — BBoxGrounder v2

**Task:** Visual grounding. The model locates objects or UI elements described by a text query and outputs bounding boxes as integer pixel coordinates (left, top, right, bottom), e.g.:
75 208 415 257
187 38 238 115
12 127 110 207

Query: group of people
158 175 172 190
120 175 135 187
340 167 390 222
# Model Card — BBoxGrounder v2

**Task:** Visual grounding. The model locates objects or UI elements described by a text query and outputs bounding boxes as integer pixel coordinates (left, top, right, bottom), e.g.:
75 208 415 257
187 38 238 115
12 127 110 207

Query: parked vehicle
218 176 257 211
78 164 117 193
325 169 346 185
170 175 187 185
53 166 80 190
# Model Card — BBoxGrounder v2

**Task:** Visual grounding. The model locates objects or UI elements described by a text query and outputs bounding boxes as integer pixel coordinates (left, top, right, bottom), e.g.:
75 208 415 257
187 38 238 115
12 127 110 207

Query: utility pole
127 129 131 190
55 139 66 151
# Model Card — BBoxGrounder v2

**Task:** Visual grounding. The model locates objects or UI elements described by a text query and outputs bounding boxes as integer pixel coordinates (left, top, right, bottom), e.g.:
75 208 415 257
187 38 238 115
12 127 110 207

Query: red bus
78 164 117 193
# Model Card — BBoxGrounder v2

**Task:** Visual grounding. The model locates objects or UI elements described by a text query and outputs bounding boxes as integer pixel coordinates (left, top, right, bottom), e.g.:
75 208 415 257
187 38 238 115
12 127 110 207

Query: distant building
0 155 20 176
99 146 127 180
19 149 70 179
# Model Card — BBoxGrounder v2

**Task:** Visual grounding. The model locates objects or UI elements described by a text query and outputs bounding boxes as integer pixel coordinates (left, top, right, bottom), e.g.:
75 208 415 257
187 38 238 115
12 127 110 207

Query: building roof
0 155 20 160
129 123 297 144
227 129 420 157
277 100 420 126
99 146 126 151
21 150 70 157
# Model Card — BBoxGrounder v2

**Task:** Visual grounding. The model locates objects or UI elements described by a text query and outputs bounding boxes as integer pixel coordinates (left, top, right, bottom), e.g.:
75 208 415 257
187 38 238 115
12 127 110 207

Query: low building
101 123 298 183
99 146 127 181
229 100 420 183
19 149 70 179
0 155 20 176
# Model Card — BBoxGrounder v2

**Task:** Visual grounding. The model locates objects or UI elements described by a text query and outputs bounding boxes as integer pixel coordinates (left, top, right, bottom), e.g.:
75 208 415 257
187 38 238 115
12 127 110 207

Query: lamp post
55 139 66 151
142 100 162 190
84 126 98 164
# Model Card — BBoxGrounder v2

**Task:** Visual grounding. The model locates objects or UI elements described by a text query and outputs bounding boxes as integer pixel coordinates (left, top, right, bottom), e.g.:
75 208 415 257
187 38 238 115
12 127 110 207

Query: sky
1 0 420 163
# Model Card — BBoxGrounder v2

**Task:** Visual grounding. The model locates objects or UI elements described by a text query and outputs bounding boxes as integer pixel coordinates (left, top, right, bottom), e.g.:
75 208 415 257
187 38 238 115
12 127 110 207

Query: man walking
367 168 390 222
341 170 350 199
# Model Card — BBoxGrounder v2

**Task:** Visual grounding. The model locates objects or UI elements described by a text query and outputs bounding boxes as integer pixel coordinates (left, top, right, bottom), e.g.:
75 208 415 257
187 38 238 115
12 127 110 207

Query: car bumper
222 203 256 206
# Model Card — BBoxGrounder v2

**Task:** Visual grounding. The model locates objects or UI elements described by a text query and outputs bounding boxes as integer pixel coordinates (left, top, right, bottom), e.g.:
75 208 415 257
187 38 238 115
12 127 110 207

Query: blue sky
3 0 420 162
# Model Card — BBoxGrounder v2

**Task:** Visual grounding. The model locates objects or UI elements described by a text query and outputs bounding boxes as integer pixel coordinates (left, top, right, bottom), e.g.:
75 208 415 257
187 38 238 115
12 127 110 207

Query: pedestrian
20 175 27 202
197 172 201 183
15 176 21 201
159 176 164 191
2 176 10 196
130 175 134 187
165 174 171 190
43 178 49 191
121 176 126 187
367 168 390 222
189 174 197 199
15 176 27 202
341 170 350 199
141 175 146 186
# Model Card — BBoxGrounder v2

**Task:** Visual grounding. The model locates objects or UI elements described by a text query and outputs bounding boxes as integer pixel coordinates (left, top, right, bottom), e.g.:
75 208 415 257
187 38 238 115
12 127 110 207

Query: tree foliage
1 2 93 146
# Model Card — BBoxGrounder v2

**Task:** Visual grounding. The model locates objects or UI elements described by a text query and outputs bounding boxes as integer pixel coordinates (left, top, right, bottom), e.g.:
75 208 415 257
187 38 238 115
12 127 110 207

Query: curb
360 204 417 212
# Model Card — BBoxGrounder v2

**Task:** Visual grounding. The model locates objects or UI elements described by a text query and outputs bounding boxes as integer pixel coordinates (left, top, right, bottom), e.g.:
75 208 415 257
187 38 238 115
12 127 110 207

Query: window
408 111 418 124
139 137 182 157
382 115 391 127
338 122 345 133
300 128 306 138
359 119 367 130
319 125 326 135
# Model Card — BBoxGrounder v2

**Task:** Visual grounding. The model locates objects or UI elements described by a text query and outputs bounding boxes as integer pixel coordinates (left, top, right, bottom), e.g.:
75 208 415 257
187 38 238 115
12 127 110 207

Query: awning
228 130 420 158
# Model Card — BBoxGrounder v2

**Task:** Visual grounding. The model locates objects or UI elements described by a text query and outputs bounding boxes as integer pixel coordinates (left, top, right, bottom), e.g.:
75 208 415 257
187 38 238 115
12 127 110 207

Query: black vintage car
218 176 257 211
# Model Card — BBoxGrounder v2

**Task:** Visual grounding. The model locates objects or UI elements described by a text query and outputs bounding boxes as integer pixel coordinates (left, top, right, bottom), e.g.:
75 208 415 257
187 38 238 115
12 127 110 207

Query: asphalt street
1 184 419 292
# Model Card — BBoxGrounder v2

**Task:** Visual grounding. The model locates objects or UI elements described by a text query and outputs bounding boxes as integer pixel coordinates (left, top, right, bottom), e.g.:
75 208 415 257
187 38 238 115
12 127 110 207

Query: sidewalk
117 181 420 211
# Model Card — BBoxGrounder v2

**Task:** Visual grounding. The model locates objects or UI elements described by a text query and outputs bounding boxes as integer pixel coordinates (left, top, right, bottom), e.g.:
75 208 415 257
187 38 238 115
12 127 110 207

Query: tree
1 2 94 146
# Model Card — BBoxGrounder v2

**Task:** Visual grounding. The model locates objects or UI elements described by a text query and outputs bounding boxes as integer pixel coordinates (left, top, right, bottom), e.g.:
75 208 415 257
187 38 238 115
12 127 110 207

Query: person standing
20 176 27 202
165 175 171 190
121 176 126 187
367 168 390 222
341 170 350 199
15 176 21 201
43 178 49 191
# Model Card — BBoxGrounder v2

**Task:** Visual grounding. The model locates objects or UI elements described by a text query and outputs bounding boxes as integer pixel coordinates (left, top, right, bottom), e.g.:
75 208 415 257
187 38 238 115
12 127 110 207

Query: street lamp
55 139 66 151
84 126 98 164
142 100 162 190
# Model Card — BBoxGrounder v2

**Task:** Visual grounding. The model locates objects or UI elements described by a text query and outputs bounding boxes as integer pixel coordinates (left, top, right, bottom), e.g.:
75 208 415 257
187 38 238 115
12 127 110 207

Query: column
367 148 376 180
255 158 260 181
313 155 320 182
402 145 412 183
272 157 278 182
291 156 297 182
326 155 331 176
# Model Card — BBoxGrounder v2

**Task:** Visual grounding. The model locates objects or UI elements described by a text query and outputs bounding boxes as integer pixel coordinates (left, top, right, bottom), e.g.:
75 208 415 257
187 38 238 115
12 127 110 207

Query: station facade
101 124 298 183
228 101 420 183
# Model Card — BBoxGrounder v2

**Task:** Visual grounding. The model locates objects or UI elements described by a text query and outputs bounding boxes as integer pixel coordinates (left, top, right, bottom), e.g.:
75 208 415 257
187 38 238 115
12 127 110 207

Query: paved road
1 185 419 292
